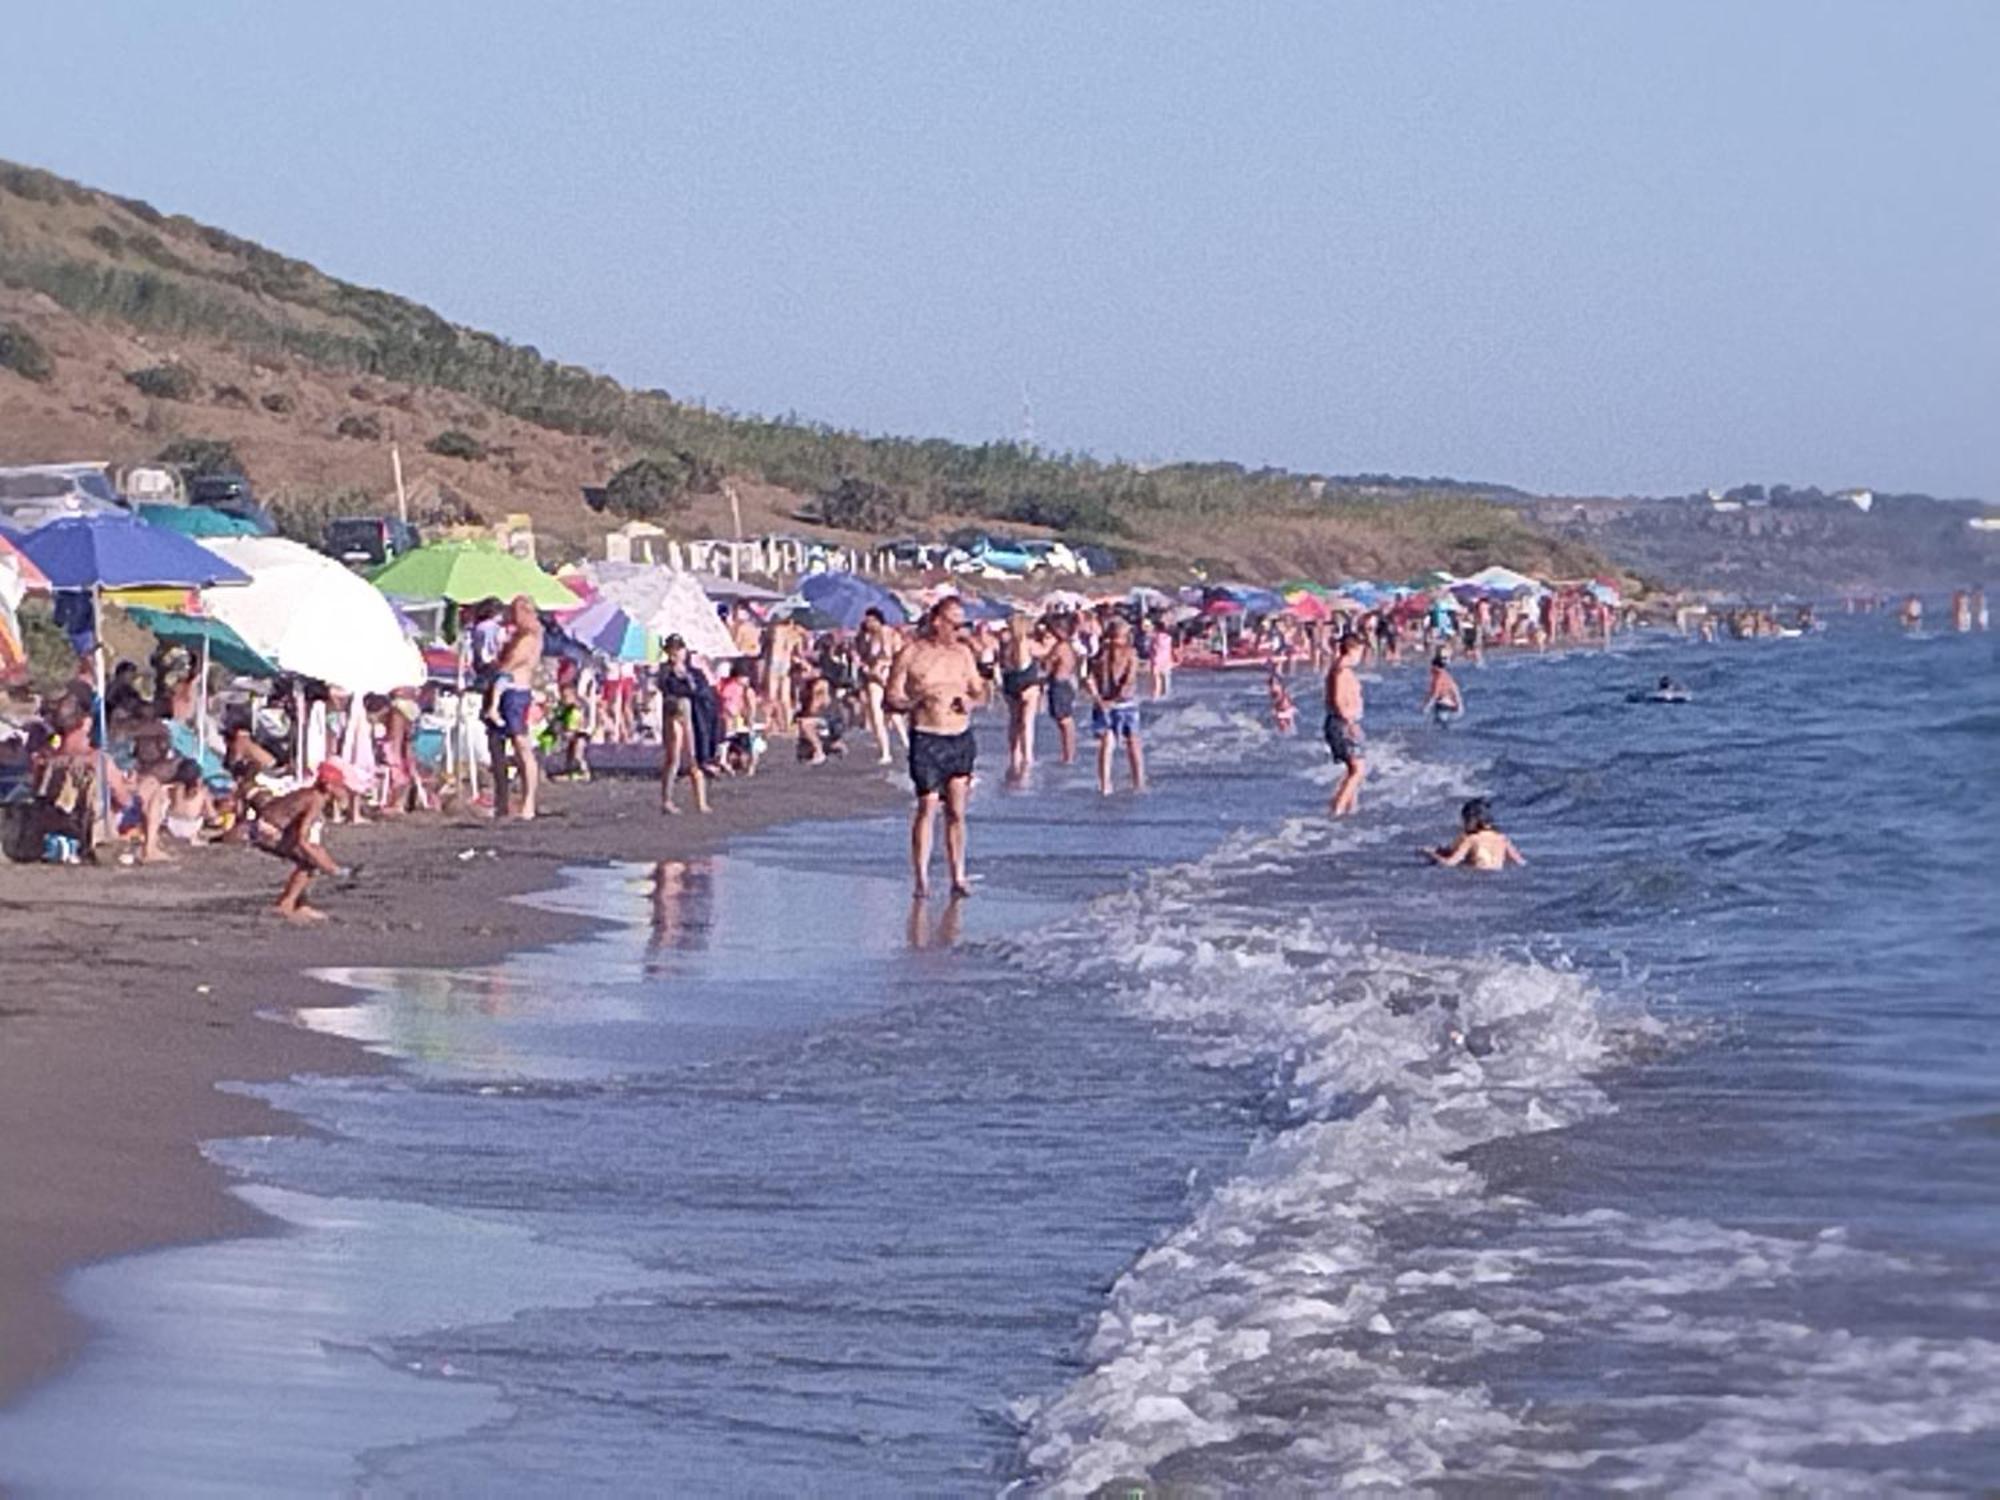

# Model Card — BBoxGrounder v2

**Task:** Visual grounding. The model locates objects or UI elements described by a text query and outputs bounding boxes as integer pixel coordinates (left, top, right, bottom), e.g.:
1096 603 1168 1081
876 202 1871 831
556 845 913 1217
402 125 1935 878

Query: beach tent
371 540 575 610
799 571 909 630
197 537 426 695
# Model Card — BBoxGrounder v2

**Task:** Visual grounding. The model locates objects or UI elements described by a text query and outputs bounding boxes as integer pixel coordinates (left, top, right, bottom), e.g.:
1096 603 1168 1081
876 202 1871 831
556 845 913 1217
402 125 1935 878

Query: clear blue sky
6 1 1995 497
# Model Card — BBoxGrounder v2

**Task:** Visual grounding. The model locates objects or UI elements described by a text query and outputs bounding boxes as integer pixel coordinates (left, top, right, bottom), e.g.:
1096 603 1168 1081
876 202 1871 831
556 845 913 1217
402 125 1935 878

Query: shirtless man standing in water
1324 633 1367 817
489 595 544 820
886 597 987 898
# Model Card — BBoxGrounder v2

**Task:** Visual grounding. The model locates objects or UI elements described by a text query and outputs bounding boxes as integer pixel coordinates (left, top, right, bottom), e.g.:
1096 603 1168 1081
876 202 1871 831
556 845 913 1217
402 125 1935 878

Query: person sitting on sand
161 758 215 846
1422 650 1464 725
1425 798 1525 871
251 760 360 921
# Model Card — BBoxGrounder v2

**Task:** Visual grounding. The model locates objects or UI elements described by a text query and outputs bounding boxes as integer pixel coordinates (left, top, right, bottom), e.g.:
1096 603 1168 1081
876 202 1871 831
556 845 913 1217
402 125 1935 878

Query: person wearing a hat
249 759 361 921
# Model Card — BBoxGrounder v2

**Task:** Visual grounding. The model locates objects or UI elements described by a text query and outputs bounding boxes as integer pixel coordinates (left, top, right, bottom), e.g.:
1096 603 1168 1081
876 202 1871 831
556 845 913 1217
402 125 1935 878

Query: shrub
816 475 914 533
259 390 294 414
426 428 487 462
155 437 244 477
348 383 374 402
0 322 55 383
335 412 383 441
211 382 251 408
124 363 199 401
602 455 697 521
86 225 125 257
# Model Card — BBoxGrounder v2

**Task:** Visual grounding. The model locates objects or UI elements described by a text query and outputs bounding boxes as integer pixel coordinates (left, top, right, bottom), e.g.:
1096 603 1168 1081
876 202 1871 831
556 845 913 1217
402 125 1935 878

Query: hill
3 155 1609 586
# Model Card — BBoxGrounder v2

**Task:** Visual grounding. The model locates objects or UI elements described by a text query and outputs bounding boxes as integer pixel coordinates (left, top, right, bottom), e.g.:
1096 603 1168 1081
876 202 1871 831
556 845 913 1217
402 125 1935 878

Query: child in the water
1425 798 1524 871
1422 650 1464 724
1266 663 1296 735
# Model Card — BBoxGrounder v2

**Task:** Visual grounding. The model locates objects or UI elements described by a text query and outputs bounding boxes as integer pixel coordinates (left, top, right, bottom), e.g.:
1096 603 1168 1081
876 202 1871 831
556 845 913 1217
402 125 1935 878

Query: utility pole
1019 381 1036 452
391 444 409 524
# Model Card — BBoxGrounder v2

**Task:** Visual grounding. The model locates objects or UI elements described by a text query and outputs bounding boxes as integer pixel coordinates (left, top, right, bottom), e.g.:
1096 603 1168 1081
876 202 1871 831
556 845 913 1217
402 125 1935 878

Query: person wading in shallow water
886 597 987 899
1324 633 1367 817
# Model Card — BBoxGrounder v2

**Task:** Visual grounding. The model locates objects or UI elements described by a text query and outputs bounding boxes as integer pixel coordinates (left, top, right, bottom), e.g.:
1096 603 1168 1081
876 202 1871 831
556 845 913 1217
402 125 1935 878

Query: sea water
3 619 1997 1494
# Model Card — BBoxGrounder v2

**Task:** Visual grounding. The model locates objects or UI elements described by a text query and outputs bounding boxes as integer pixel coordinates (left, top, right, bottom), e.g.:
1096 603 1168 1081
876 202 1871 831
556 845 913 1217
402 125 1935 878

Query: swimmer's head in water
1460 797 1493 832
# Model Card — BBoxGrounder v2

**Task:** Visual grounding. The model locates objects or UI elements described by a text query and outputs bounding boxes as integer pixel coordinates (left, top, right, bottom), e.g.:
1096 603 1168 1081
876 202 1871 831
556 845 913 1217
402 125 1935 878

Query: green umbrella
124 605 280 678
370 539 576 609
136 504 264 539
1278 579 1335 599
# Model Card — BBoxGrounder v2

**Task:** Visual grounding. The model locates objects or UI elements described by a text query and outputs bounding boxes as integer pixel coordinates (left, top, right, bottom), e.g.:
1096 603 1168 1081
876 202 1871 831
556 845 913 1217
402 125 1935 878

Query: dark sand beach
0 754 898 1408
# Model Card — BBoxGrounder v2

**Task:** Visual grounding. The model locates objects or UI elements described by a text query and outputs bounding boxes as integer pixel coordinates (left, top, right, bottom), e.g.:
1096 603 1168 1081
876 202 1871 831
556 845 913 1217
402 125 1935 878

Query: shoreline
0 753 901 1410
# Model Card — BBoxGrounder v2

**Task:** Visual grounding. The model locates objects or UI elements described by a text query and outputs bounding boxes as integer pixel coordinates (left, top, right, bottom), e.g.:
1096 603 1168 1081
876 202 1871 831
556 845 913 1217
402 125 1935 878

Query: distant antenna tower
1018 381 1036 452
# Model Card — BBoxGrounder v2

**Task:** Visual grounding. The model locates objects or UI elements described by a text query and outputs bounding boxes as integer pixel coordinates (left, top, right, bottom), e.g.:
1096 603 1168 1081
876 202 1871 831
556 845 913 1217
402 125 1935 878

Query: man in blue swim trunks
886 597 987 898
487 595 544 821
1088 615 1147 796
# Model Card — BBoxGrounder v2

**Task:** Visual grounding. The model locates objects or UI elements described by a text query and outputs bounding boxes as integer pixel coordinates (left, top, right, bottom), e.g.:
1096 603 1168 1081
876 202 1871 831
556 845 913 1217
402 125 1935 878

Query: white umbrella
200 536 426 693
586 562 739 659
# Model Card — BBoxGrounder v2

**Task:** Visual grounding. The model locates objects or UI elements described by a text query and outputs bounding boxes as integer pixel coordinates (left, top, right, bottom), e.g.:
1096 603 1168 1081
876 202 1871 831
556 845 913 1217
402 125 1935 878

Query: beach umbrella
1283 592 1333 622
799 571 909 630
1277 579 1334 599
693 572 786 605
198 536 426 694
0 532 49 610
371 539 574 609
123 606 279 678
21 515 250 838
1459 565 1546 597
561 597 654 662
21 514 250 593
958 595 1014 624
1038 587 1093 613
136 504 263 540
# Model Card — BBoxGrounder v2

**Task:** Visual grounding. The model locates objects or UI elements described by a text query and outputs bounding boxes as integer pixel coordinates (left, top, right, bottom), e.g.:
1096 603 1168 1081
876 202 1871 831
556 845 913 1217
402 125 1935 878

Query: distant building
1836 488 1875 512
1970 516 2000 533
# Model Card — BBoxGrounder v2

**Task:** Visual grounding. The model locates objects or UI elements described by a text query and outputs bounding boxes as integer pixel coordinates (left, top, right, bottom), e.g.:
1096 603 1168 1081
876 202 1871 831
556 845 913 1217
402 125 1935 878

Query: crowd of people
0 568 1715 916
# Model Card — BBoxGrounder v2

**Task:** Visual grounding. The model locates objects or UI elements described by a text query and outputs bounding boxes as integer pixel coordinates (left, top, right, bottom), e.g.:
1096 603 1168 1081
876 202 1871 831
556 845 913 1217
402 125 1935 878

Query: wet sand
0 753 900 1408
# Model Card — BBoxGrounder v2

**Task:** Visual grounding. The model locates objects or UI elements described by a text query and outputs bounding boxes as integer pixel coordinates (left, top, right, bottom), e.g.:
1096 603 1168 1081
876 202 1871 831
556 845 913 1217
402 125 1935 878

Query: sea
3 617 1997 1496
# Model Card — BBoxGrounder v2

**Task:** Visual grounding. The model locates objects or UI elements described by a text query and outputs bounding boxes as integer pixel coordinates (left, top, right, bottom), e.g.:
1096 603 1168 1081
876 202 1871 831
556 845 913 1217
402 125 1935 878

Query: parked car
323 515 422 567
185 474 277 535
0 463 128 530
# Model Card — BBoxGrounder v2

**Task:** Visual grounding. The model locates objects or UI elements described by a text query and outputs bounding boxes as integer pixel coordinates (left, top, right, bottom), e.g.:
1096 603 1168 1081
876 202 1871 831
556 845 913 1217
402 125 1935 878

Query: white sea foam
998 732 1997 1495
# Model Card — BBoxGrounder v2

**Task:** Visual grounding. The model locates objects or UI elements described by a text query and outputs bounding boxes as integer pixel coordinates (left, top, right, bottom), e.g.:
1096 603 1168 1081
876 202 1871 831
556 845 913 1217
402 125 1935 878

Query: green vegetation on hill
0 155 1611 582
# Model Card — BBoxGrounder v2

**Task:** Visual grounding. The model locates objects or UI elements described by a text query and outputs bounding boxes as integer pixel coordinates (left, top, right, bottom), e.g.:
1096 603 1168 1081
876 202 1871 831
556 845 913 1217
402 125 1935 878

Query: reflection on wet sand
646 858 716 973
906 893 964 951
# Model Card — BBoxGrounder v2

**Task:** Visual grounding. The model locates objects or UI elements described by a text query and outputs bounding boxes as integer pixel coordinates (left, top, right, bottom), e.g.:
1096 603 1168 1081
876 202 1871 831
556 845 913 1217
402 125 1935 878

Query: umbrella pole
92 586 111 848
196 632 211 758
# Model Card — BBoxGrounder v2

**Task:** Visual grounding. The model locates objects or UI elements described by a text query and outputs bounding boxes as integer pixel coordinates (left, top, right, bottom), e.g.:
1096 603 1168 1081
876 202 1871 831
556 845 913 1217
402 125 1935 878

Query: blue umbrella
799 571 909 630
21 516 249 841
561 597 653 662
22 514 250 591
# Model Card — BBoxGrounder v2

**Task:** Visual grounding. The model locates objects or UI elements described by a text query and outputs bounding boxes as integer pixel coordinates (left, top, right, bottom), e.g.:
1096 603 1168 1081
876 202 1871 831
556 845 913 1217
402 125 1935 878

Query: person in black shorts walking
885 597 988 898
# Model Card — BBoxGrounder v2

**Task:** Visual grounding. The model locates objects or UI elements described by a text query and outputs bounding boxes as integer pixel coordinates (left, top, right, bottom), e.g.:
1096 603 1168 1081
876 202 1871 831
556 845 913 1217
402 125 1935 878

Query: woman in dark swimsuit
999 612 1046 780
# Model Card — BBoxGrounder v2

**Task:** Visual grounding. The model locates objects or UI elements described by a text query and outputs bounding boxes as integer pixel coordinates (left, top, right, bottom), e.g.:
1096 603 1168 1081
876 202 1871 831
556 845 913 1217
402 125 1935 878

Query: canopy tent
1457 565 1546 597
199 536 426 694
122 606 279 679
371 540 575 610
136 504 263 540
798 571 909 630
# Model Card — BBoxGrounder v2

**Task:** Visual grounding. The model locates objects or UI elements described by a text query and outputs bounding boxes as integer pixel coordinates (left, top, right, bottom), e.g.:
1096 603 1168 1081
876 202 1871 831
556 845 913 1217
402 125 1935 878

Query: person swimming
1630 675 1692 704
1424 797 1525 871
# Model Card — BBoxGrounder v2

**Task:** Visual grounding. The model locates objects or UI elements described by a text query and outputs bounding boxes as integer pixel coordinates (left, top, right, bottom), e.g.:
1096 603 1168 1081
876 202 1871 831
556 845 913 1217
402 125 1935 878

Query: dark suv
323 515 422 567
186 474 277 534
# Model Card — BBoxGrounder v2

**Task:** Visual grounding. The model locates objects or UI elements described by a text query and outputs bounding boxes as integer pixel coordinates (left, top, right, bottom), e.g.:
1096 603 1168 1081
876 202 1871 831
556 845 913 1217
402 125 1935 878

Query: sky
4 1 1996 498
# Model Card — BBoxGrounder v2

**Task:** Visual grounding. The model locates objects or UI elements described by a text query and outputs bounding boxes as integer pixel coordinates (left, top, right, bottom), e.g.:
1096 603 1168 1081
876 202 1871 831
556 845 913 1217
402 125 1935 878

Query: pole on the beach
91 585 112 845
196 632 210 761
392 445 409 526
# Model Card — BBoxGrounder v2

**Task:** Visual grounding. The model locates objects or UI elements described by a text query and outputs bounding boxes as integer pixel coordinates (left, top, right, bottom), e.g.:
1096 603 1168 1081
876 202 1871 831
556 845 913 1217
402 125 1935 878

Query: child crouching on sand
252 760 363 921
1425 798 1524 872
